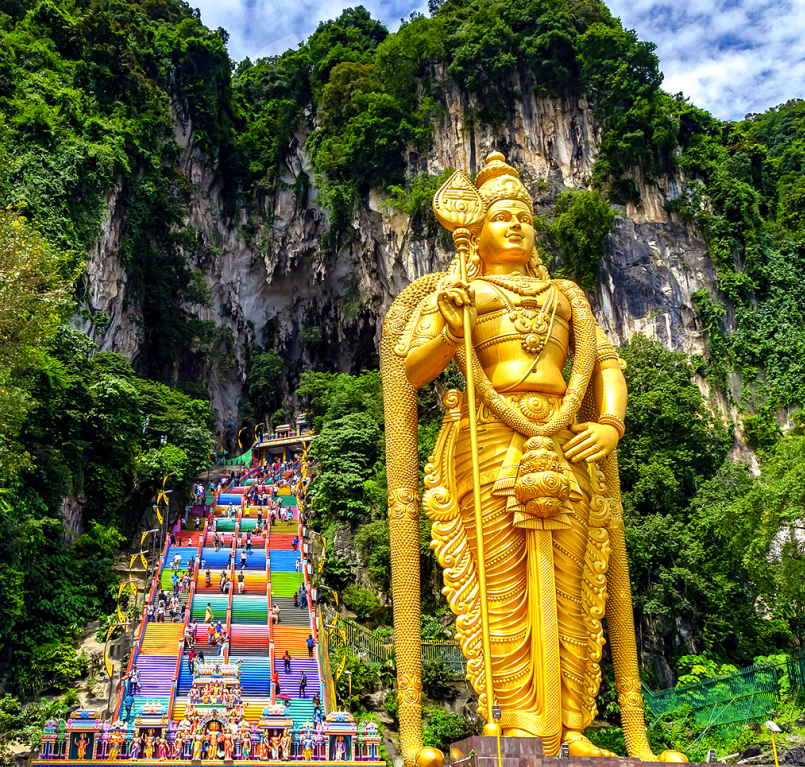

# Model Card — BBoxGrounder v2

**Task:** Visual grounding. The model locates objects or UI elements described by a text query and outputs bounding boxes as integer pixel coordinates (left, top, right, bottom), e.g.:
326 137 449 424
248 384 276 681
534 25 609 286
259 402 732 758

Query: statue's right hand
437 280 476 339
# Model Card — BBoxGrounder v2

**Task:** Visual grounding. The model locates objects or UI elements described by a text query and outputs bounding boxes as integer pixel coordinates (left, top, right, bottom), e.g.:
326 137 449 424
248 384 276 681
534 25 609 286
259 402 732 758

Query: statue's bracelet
598 414 626 439
441 326 464 346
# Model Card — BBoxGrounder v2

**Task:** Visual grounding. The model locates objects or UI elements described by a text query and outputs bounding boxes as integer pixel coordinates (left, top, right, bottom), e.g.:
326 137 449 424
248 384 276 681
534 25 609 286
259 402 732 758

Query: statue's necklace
479 275 558 356
480 272 546 297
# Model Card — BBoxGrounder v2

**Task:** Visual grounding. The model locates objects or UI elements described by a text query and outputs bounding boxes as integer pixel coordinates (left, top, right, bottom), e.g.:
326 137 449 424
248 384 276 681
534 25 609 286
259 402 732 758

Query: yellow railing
317 610 337 712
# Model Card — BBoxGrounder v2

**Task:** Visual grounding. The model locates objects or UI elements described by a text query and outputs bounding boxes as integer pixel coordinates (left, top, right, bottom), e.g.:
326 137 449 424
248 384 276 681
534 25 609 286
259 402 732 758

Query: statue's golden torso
471 279 571 395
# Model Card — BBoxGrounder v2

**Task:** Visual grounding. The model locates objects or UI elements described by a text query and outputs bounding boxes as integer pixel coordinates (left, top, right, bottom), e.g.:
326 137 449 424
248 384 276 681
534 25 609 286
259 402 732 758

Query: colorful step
271 596 310 627
268 550 302 571
190 594 228 621
140 624 184 655
230 595 269 624
270 572 304 597
229 625 271 657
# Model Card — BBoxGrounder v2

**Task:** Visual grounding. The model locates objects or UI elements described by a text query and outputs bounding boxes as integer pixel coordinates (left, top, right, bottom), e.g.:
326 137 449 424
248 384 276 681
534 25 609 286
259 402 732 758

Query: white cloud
605 0 805 119
193 0 805 120
193 0 426 61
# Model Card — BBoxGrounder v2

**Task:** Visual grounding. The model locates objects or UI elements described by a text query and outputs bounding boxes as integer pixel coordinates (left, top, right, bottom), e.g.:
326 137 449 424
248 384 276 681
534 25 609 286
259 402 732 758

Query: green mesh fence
642 664 783 738
219 449 252 467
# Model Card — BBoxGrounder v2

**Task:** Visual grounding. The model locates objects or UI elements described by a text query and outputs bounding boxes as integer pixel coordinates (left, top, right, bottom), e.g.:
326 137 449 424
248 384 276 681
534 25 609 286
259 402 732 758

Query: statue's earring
468 242 481 280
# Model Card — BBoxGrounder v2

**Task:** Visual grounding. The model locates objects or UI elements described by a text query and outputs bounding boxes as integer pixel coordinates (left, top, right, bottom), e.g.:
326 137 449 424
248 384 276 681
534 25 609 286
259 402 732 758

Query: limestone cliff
83 72 720 431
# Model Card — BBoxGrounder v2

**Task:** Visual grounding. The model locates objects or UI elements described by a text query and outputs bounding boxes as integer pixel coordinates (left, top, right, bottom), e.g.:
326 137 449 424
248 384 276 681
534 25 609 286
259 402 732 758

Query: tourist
129 664 140 693
294 557 301 573
306 634 315 659
292 536 298 551
219 571 227 594
240 549 247 567
246 532 252 554
272 604 280 625
123 693 134 722
299 671 307 699
293 593 299 608
205 567 212 588
283 650 291 674
272 672 280 698
180 603 187 624
172 553 182 571
188 649 196 675
205 603 214 624
237 570 245 594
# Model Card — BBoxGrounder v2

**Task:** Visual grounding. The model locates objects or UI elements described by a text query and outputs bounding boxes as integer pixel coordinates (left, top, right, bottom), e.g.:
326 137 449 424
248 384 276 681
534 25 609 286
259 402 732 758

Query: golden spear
432 171 498 732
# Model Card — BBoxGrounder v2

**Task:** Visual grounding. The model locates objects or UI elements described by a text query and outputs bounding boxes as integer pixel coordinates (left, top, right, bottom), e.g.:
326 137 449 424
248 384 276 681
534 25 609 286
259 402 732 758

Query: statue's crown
475 151 534 215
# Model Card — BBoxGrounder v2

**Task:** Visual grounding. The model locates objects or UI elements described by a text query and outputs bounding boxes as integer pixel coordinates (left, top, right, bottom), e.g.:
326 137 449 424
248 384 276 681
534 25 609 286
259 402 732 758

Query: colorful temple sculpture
251 416 314 466
34 451 381 765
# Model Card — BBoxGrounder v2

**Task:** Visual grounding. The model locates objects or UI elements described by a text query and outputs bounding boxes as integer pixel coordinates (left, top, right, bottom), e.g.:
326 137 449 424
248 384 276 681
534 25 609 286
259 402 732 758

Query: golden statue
381 153 686 767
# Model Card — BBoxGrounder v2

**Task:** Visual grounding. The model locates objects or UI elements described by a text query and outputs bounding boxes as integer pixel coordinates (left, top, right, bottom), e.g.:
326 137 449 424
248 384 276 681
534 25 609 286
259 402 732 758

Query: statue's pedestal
449 736 701 767
450 736 544 767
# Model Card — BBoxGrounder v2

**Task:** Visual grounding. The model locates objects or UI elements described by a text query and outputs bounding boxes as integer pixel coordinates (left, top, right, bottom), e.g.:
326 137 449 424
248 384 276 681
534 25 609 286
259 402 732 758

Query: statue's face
478 200 534 267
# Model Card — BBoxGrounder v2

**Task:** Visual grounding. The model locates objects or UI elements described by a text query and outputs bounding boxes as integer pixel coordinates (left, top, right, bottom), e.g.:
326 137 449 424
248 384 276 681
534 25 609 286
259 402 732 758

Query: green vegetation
540 189 618 290
671 100 805 437
422 707 472 750
0 0 218 700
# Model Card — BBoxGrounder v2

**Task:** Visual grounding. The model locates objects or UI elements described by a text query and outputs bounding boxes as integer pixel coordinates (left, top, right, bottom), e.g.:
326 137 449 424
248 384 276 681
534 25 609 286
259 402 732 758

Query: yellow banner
334 628 348 681
104 626 115 677
117 580 136 599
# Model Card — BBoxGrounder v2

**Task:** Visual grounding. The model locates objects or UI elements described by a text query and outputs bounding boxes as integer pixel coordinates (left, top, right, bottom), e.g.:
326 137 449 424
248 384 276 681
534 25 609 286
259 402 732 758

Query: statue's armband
394 293 441 357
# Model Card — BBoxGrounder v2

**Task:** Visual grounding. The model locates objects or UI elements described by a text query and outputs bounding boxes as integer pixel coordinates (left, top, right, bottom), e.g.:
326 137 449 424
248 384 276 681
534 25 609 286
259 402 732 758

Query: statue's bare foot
415 746 445 767
562 732 618 758
657 750 688 762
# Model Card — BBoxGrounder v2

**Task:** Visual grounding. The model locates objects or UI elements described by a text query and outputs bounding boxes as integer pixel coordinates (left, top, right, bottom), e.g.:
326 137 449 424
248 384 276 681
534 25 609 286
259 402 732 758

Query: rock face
83 73 717 429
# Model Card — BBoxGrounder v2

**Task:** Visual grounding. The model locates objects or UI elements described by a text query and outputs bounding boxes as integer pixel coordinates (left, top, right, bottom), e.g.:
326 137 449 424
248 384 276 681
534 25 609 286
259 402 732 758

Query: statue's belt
456 392 590 531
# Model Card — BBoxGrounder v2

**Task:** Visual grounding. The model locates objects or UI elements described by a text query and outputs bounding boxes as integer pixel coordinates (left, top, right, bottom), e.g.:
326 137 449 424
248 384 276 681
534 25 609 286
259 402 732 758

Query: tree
547 189 616 291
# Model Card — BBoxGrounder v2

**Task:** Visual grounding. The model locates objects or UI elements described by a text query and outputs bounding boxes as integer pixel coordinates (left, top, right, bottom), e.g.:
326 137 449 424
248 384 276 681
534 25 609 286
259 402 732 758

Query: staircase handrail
168 677 178 721
316 610 336 715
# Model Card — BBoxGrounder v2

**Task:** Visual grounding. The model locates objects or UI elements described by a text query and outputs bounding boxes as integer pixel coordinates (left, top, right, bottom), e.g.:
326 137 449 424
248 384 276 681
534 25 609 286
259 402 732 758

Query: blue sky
193 0 805 121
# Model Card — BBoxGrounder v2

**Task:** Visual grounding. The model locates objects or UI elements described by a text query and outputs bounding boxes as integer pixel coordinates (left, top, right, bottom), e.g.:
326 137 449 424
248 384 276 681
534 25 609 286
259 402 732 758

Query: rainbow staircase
115 465 327 738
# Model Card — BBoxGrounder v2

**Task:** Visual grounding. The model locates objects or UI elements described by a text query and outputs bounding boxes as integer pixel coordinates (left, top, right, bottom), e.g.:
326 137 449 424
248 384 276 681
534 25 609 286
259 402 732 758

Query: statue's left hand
563 422 620 463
